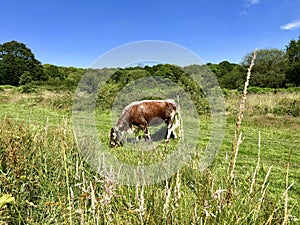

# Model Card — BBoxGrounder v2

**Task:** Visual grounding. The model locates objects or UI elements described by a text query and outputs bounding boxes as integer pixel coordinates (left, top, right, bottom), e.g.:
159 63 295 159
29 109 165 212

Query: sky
1 0 300 68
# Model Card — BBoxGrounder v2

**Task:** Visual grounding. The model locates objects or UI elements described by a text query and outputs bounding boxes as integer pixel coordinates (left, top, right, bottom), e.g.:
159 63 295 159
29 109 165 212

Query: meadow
0 85 299 224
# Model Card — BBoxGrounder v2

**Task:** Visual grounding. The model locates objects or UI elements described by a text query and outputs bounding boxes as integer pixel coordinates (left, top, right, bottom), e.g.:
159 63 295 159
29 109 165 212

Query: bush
19 84 36 93
274 97 300 117
248 87 276 94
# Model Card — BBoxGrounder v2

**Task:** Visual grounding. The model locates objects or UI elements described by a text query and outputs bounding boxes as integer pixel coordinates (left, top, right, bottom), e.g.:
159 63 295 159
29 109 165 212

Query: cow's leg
134 128 141 142
165 126 173 143
170 126 178 139
139 121 151 141
170 113 180 139
165 112 177 142
165 120 173 143
143 126 151 140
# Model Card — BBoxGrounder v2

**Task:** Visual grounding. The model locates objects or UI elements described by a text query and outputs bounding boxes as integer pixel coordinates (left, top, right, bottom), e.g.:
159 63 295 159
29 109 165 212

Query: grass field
0 86 299 224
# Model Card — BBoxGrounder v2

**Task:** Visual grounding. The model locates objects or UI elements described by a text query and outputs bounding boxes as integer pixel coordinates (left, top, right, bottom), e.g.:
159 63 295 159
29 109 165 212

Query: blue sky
1 0 300 68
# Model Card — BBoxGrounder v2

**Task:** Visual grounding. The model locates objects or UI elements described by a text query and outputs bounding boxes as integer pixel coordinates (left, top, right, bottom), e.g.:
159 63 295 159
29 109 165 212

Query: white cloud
249 0 260 5
240 0 260 15
239 10 248 16
247 0 260 7
280 20 300 30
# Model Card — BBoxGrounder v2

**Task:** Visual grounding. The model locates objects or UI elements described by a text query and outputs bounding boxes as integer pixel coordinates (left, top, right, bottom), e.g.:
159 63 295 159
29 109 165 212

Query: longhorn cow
110 99 179 147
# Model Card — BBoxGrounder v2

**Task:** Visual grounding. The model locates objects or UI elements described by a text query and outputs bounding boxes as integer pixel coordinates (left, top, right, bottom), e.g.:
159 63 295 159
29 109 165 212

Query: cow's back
129 101 176 124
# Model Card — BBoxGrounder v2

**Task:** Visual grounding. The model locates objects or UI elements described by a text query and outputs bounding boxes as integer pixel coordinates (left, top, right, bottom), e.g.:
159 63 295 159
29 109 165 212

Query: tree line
0 37 300 89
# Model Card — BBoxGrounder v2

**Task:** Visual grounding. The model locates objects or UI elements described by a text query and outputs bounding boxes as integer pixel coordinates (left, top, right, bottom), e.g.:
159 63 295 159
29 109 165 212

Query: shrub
19 84 36 93
273 97 300 117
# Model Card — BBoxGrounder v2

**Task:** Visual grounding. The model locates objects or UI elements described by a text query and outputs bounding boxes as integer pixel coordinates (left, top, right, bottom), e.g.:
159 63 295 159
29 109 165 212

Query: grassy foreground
0 86 299 224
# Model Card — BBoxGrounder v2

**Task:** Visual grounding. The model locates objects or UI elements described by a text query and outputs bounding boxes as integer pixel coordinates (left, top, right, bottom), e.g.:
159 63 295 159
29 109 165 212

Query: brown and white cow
110 99 179 147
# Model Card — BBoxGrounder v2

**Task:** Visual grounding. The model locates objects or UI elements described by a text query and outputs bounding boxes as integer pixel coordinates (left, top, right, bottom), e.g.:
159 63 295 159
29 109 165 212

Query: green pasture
0 87 299 224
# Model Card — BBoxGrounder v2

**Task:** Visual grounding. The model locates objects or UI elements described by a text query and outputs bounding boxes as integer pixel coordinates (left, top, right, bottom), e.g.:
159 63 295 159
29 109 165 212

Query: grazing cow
110 99 179 147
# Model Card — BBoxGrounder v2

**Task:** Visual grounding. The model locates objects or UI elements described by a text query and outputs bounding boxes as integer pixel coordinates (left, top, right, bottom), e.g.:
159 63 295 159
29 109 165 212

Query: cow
110 99 179 147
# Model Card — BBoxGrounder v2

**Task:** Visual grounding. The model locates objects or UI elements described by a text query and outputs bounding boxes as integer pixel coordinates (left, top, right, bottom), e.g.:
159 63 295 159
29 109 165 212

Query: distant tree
0 40 44 85
152 64 184 81
110 67 150 86
285 36 300 86
43 64 65 80
242 48 287 88
19 71 33 85
208 61 237 78
220 65 247 89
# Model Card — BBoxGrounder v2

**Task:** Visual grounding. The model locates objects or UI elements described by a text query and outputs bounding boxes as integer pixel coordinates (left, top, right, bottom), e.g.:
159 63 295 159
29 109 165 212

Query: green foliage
242 48 287 88
19 84 36 93
0 194 15 209
43 64 65 80
285 35 300 86
273 97 300 117
96 64 208 113
2 37 300 91
19 71 33 85
286 61 300 86
24 66 85 92
0 41 44 86
248 86 276 94
219 65 248 89
286 36 300 62
208 61 237 78
111 67 149 84
208 43 300 90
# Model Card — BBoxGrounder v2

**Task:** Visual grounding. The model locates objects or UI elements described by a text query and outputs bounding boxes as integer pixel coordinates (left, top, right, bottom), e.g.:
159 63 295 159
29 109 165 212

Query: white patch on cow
128 125 140 134
124 99 176 110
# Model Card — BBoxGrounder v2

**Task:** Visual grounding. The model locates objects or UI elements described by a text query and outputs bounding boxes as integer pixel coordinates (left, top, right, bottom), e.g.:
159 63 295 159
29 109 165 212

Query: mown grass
0 86 299 224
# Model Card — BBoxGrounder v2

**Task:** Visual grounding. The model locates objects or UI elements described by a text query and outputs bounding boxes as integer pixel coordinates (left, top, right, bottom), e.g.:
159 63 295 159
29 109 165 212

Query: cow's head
110 128 124 147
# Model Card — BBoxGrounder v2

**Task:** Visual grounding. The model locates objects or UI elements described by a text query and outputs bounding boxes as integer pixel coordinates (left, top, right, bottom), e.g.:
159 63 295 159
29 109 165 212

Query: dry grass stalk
252 166 272 222
136 183 145 224
282 150 293 225
228 49 257 180
174 170 181 208
266 207 278 225
229 132 244 179
90 181 97 215
102 175 114 224
163 178 172 220
75 160 80 180
250 131 261 194
261 166 272 195
265 173 294 225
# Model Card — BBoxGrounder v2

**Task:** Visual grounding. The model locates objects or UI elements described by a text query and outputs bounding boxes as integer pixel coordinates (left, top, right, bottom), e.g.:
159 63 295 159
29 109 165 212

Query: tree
242 48 287 88
0 40 44 85
19 71 33 85
220 65 247 89
208 61 237 78
285 36 300 86
43 64 64 80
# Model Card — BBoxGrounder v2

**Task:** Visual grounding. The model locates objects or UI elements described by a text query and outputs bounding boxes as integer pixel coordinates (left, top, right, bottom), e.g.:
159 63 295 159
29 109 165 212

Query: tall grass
0 61 299 223
0 116 298 224
228 49 256 180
